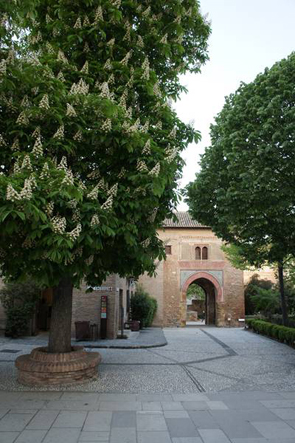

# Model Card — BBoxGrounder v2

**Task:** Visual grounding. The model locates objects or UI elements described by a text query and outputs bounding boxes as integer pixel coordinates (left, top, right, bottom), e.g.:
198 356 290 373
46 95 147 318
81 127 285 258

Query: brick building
0 276 134 339
71 276 135 339
139 212 246 327
0 212 275 335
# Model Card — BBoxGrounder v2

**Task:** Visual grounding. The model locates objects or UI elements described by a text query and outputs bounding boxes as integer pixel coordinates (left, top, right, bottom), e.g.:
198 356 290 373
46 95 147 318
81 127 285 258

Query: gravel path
0 327 295 393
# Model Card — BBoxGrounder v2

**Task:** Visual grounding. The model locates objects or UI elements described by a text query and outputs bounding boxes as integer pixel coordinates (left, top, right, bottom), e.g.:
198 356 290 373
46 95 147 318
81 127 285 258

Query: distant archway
181 272 223 326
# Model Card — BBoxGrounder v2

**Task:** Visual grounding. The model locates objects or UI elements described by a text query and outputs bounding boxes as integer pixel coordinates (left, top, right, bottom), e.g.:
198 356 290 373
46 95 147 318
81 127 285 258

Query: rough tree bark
278 262 288 327
48 277 73 353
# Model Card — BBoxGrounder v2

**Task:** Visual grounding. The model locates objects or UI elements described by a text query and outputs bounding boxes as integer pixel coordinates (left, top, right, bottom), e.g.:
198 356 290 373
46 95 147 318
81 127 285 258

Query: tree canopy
186 53 295 268
0 0 211 289
186 283 205 300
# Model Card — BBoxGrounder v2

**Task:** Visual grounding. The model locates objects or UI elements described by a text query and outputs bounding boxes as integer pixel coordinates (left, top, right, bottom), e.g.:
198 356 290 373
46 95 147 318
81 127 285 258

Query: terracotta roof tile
162 212 208 228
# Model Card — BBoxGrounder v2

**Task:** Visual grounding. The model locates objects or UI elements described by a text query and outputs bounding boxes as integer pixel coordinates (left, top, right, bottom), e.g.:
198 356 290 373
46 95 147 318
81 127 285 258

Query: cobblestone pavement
1 328 295 442
0 328 295 393
0 328 167 350
1 327 295 393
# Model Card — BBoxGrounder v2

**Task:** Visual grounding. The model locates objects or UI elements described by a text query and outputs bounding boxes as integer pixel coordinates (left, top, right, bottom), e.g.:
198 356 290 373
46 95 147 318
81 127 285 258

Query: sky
176 0 295 210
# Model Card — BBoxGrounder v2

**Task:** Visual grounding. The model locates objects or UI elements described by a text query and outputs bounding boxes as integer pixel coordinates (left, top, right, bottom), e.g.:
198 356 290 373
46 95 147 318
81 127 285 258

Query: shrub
272 325 281 340
244 274 274 315
246 318 295 347
131 285 157 328
0 281 40 337
146 297 158 327
250 287 280 317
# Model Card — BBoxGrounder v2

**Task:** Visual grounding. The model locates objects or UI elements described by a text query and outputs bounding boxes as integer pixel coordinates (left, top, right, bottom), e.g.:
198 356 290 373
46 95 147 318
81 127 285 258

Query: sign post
100 295 108 339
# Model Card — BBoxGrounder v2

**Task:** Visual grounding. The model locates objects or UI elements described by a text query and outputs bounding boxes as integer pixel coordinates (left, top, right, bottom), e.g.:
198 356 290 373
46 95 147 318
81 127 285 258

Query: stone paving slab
52 411 87 428
111 411 136 428
42 427 81 443
99 401 142 411
0 432 20 443
110 427 136 443
79 431 109 442
0 411 9 420
26 410 59 430
0 391 295 442
164 411 189 418
172 438 203 443
199 429 231 443
137 431 171 443
165 417 200 438
14 429 47 443
1 329 295 441
142 402 162 411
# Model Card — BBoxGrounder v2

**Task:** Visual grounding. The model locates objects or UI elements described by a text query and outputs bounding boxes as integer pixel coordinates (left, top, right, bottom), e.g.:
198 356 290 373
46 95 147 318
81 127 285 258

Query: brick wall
0 235 275 334
72 275 120 339
0 274 128 339
71 275 133 339
139 227 246 328
244 267 276 285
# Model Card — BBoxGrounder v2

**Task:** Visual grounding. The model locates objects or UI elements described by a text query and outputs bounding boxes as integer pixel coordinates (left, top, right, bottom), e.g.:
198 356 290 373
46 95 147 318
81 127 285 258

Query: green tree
0 1 210 352
250 287 280 317
221 244 254 271
283 259 295 314
186 53 295 325
224 247 295 317
186 283 205 300
244 274 274 316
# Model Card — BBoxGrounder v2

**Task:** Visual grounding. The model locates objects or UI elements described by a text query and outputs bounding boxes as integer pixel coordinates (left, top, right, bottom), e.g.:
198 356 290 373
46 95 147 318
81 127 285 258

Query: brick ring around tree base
15 346 101 386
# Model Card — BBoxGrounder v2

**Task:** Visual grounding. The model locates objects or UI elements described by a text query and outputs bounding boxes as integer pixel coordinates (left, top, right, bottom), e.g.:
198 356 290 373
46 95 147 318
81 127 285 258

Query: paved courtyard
1 328 295 442
1 327 295 393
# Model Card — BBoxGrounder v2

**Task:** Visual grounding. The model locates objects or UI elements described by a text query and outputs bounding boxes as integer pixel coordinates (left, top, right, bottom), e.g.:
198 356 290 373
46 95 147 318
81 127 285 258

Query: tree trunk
48 277 73 353
278 262 288 326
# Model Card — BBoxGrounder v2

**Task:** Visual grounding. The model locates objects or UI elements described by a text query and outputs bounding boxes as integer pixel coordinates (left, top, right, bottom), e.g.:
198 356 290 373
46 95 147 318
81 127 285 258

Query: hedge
246 319 295 347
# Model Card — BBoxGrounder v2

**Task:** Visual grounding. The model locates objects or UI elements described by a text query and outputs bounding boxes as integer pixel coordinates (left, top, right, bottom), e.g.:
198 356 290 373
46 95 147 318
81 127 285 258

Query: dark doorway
186 278 216 326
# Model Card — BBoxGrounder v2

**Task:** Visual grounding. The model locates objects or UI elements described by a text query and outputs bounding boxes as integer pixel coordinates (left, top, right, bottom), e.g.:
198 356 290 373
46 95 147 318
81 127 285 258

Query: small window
202 246 208 260
165 245 172 255
195 247 201 260
195 245 209 260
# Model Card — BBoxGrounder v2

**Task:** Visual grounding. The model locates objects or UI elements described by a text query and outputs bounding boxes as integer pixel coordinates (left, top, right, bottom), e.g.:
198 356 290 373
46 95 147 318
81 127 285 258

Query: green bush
246 318 295 347
0 281 40 337
271 325 281 340
147 297 158 327
131 285 158 328
244 274 274 315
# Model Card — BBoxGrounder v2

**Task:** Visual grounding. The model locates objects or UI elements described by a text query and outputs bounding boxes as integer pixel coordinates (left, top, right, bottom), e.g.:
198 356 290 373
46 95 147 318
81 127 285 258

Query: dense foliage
0 281 40 337
130 284 157 328
187 53 295 324
245 273 295 322
244 274 274 315
186 283 205 300
187 52 295 266
0 0 210 290
246 318 295 347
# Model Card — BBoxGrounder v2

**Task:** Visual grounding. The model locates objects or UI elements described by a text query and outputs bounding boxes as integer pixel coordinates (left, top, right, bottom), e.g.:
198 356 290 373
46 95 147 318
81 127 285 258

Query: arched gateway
139 212 245 328
181 272 223 326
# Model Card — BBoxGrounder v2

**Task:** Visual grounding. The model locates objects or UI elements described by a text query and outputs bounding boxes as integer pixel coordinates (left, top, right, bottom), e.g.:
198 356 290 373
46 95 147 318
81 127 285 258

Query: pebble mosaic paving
1 328 295 441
